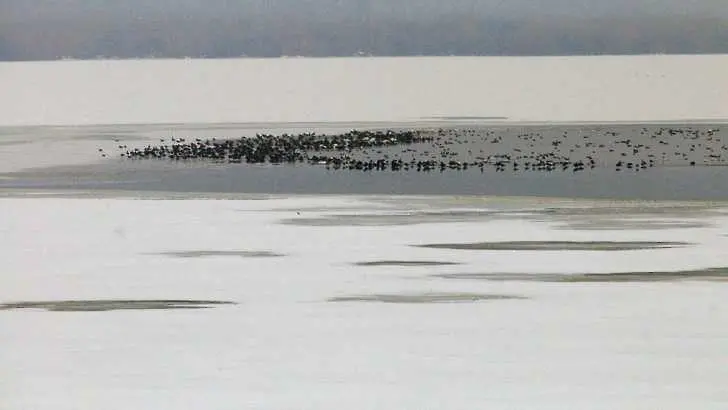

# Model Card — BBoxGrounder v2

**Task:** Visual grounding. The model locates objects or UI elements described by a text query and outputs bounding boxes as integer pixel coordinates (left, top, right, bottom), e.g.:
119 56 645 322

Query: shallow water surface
3 121 728 200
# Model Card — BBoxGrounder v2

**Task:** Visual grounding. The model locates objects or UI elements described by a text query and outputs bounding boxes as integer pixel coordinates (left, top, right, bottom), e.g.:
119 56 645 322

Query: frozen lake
2 196 728 409
1 56 728 409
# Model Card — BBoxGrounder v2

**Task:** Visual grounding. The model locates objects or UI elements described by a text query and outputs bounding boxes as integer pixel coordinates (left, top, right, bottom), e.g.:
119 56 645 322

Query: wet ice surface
328 292 526 303
2 196 728 410
0 300 236 312
415 240 689 251
436 267 728 283
156 250 284 258
353 260 461 266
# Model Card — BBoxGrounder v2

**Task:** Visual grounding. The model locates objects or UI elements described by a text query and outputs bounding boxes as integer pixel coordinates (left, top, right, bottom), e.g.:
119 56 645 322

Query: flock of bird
113 125 726 173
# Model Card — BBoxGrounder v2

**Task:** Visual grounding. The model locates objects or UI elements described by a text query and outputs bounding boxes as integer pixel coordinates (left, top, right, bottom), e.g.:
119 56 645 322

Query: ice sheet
2 196 727 409
1 56 727 127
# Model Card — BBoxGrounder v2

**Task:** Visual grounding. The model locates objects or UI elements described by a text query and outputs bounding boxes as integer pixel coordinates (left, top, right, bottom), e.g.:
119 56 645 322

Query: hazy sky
1 0 727 60
2 0 728 19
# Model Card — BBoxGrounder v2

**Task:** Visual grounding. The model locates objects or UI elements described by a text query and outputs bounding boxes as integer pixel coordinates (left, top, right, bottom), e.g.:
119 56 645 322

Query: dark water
4 159 728 200
2 121 728 200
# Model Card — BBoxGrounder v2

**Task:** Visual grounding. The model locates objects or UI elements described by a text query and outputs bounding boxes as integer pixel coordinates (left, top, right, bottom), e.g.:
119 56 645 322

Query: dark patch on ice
553 219 711 230
262 206 389 214
353 260 461 267
156 250 284 258
328 292 526 304
519 204 719 231
415 241 689 251
422 116 509 121
533 205 722 217
281 210 495 226
0 140 32 147
435 267 728 282
0 299 237 312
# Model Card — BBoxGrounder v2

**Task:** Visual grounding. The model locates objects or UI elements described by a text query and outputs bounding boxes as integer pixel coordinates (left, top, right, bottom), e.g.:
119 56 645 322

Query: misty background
1 0 727 60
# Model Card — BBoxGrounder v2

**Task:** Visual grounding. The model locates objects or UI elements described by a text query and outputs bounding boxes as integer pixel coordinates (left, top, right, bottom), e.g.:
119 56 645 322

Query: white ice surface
2 197 728 409
1 56 728 127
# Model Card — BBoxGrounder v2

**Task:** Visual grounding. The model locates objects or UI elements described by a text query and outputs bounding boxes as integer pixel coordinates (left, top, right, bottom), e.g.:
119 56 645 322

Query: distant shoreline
2 53 728 64
3 118 728 131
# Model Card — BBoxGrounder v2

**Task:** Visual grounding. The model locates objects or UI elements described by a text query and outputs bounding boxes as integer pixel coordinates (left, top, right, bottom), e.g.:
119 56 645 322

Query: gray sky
2 0 727 15
3 0 728 20
1 0 727 60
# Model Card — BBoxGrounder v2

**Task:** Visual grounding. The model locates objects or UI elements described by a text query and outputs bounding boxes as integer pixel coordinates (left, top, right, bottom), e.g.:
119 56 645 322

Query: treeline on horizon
1 14 727 61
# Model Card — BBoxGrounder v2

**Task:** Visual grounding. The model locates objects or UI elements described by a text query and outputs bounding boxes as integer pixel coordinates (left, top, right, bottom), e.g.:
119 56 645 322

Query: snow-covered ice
1 196 727 409
1 55 728 127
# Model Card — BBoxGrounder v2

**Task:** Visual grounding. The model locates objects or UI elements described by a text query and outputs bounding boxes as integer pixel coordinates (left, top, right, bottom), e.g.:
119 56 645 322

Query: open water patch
328 292 526 304
415 241 689 251
155 250 284 258
435 267 728 282
0 299 237 312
